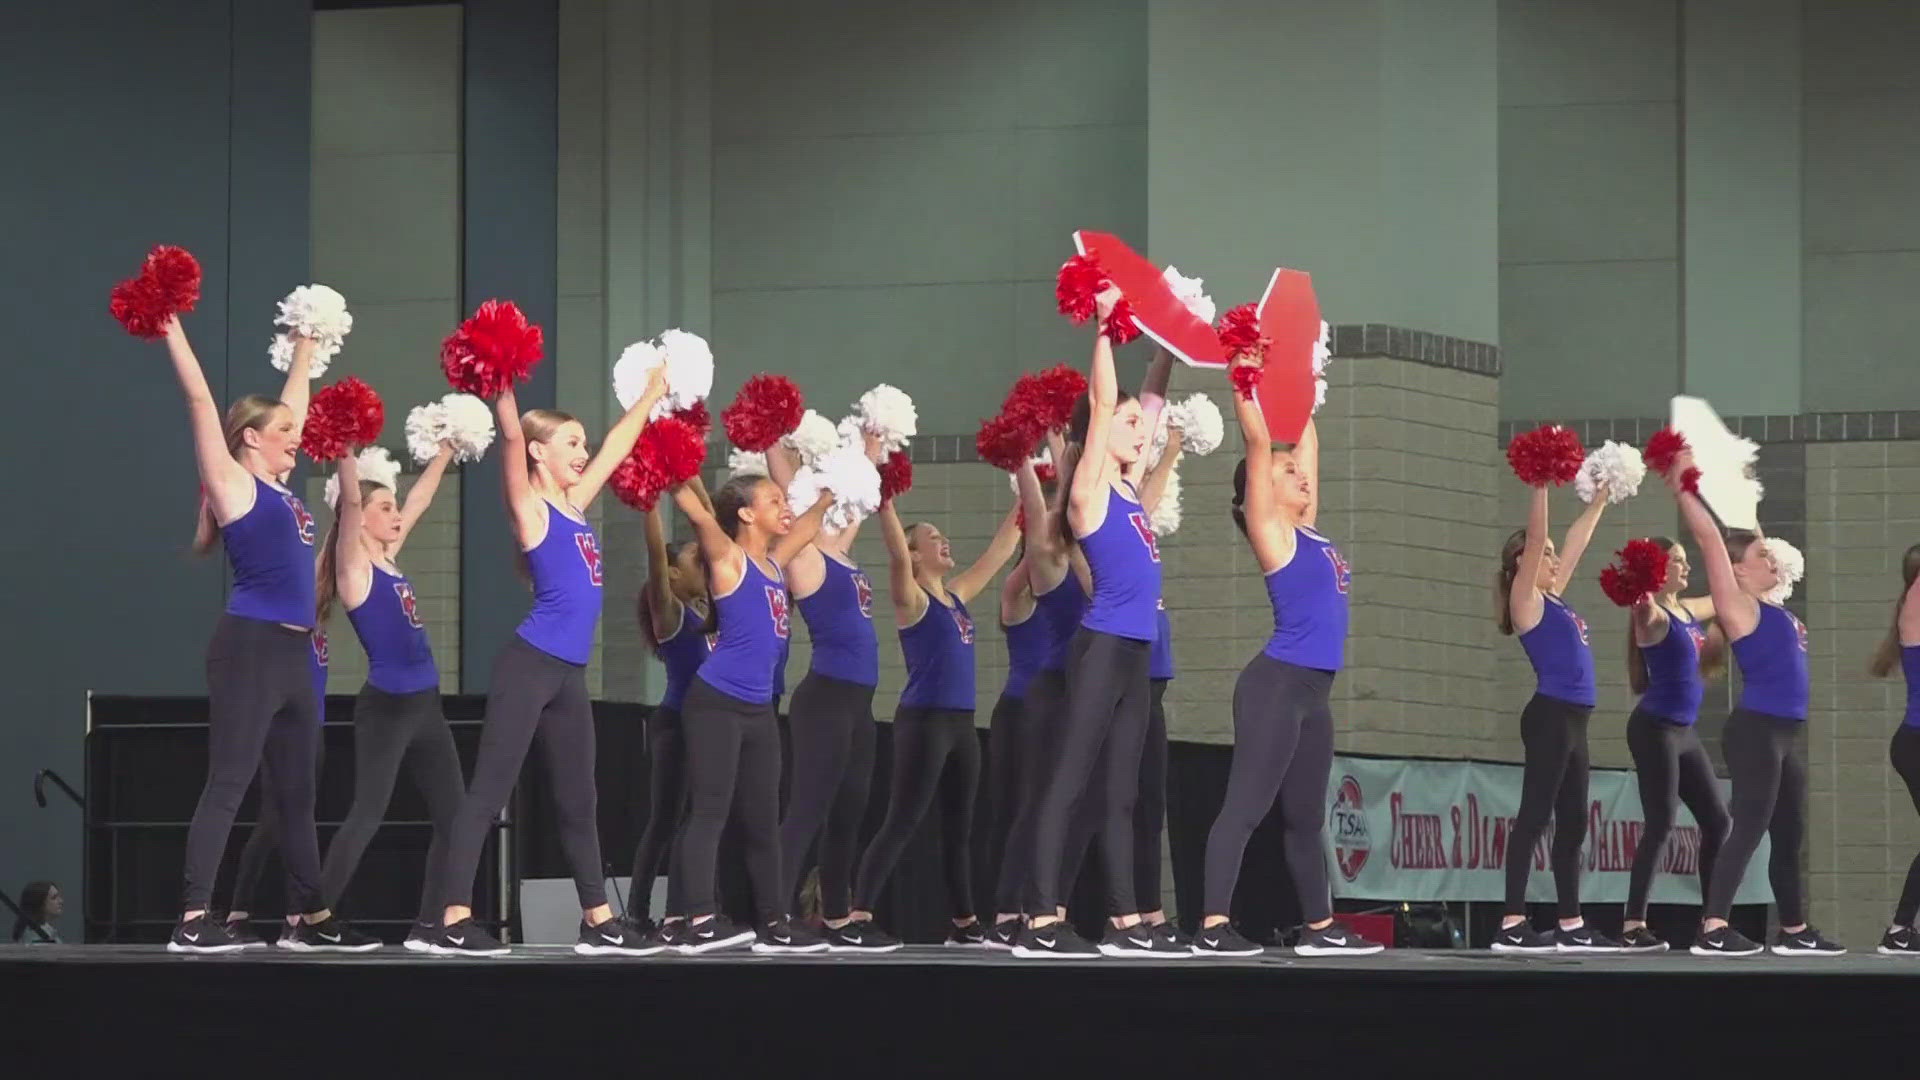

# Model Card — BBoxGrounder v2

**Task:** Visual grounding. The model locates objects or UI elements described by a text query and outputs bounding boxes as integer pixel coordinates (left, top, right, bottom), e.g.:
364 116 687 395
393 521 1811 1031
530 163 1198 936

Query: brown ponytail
1870 543 1920 677
315 481 391 626
1495 528 1527 636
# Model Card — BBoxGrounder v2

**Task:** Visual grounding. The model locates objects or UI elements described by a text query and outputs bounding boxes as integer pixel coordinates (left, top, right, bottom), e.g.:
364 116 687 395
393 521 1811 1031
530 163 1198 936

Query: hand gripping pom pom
1162 266 1216 324
110 245 202 338
1216 303 1267 363
1506 424 1585 487
1003 365 1087 433
976 412 1040 472
1103 299 1142 345
1055 254 1107 324
268 284 353 379
879 450 913 502
609 416 708 511
438 393 496 463
1598 539 1670 607
1761 537 1805 605
405 401 447 465
1230 363 1262 401
441 300 543 398
855 384 918 453
783 410 840 468
787 443 883 532
1642 427 1690 477
1007 449 1058 500
722 374 804 452
324 446 401 508
1164 393 1224 457
110 277 169 339
613 330 716 420
1575 440 1647 505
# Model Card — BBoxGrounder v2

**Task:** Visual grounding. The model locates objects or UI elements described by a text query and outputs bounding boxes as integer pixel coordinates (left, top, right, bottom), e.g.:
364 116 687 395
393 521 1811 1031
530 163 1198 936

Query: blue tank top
1637 604 1705 725
1002 611 1049 700
656 602 712 711
347 564 439 694
1036 573 1086 673
223 476 317 627
311 629 329 711
1519 593 1596 708
698 554 789 704
1077 483 1162 641
1262 527 1350 673
1732 602 1809 721
1150 599 1174 680
899 589 976 711
1903 645 1920 729
515 502 604 665
797 555 879 687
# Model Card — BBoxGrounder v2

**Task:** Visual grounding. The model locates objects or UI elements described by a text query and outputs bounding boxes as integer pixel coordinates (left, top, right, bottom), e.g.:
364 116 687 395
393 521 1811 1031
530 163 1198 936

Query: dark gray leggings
671 678 783 922
1061 678 1168 915
853 706 979 919
1503 693 1592 919
778 672 877 920
1625 706 1729 920
1703 708 1806 924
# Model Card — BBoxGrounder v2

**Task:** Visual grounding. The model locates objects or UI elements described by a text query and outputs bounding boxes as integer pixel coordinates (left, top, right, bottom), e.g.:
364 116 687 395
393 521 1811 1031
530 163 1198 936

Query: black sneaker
403 920 438 953
1877 926 1920 955
945 922 988 948
649 920 688 952
1772 927 1845 956
168 915 246 955
985 919 1021 952
1152 922 1192 949
1190 923 1264 958
1554 924 1622 954
1099 923 1189 958
1490 922 1556 954
223 918 265 949
285 916 381 953
678 914 755 955
825 920 903 953
754 918 830 954
623 913 658 939
428 917 509 956
1296 923 1385 957
1689 924 1762 957
1011 921 1099 959
1619 926 1668 953
577 916 665 956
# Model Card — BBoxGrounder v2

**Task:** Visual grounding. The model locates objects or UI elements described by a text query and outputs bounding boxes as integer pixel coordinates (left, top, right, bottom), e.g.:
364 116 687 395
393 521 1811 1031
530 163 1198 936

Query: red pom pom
302 377 385 462
1229 362 1262 401
109 277 170 338
1102 299 1142 345
1679 466 1701 494
1055 254 1107 324
1506 424 1586 486
721 374 804 452
1035 461 1058 486
610 415 709 511
879 450 913 502
143 246 202 314
1004 364 1087 433
1215 302 1268 362
1599 538 1671 607
976 413 1039 472
673 400 711 438
1643 427 1690 476
441 299 544 398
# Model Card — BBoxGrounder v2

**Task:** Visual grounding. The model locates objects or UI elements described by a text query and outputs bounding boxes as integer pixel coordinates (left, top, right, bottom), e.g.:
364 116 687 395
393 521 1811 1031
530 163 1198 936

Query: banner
1325 755 1772 905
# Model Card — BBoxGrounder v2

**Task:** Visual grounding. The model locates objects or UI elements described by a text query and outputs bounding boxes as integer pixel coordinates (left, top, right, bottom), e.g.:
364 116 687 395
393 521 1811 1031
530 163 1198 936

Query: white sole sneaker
426 942 510 957
1489 943 1555 954
575 941 666 957
284 941 383 954
166 941 246 955
1296 942 1385 957
752 940 831 954
676 930 756 955
1689 944 1762 957
402 938 433 953
1770 945 1846 956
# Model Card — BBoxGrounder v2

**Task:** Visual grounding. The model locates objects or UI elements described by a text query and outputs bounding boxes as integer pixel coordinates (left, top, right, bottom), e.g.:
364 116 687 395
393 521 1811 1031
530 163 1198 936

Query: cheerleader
1870 543 1920 954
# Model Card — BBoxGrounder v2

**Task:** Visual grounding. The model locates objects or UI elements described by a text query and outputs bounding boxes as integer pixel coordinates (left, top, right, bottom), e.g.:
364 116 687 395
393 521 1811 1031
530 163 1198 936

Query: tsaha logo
1331 774 1370 882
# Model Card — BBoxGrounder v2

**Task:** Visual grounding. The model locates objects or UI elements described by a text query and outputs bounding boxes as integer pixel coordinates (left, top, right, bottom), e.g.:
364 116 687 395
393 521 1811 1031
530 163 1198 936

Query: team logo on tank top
767 586 791 639
311 629 328 664
1127 512 1161 562
704 631 719 653
1323 546 1351 594
853 572 874 619
1571 611 1590 645
1788 610 1808 652
284 495 315 545
393 580 423 629
574 532 604 586
950 606 975 645
1684 622 1707 653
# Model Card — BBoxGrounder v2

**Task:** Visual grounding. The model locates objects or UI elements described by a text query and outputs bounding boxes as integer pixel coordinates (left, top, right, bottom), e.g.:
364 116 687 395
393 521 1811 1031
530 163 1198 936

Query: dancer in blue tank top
1489 457 1617 954
1666 448 1843 955
1619 537 1729 953
158 313 374 954
627 490 714 936
314 445 467 951
430 375 672 958
1871 543 1920 955
840 462 1025 949
1191 358 1382 958
661 468 841 955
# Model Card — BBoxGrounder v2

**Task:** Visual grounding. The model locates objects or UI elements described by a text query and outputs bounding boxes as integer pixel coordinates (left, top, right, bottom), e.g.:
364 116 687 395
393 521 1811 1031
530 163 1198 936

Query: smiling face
1665 542 1691 593
529 418 590 490
908 522 954 574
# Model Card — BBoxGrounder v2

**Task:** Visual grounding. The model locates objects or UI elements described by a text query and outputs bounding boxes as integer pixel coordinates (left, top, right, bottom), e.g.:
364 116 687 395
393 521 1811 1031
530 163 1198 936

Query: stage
6 944 1913 1071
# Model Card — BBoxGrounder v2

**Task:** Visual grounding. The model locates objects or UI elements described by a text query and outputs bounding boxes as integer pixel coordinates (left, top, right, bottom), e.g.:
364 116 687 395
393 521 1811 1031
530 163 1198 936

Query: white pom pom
438 393 495 463
657 329 716 413
612 340 665 413
856 384 917 453
1148 467 1182 536
728 448 768 478
1314 376 1328 413
323 470 339 510
787 442 881 532
784 410 839 468
1574 441 1647 505
1760 537 1804 605
1172 393 1223 457
1313 319 1332 376
320 448 399 510
406 402 445 465
269 284 353 379
1161 266 1216 324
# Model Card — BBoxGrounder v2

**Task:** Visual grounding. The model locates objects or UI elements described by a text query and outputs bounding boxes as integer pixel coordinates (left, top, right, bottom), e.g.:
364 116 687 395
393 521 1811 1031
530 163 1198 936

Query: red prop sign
1071 231 1228 367
1254 268 1322 445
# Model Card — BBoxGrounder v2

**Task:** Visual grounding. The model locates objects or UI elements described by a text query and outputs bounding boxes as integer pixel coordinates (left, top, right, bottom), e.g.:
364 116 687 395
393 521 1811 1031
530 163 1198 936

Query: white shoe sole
166 942 246 955
1621 943 1669 954
1191 945 1265 957
283 941 383 953
827 942 903 954
1689 946 1762 956
575 942 667 956
1097 944 1188 958
943 939 988 949
676 930 756 955
1770 945 1846 956
1555 944 1622 954
752 941 831 954
402 938 433 953
1010 945 1098 959
426 943 510 956
1296 943 1385 957
1877 945 1920 955
1489 944 1555 954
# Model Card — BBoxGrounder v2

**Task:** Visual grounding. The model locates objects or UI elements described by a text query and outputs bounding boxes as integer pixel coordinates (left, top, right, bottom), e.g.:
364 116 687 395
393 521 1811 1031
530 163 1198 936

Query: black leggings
183 615 324 913
1028 628 1151 917
436 636 606 911
778 672 876 920
671 678 782 922
629 706 687 921
1504 693 1592 919
853 706 980 919
1202 656 1333 921
318 685 464 922
993 670 1067 915
229 737 326 917
1062 678 1169 915
1704 708 1806 923
1625 707 1729 920
1892 726 1920 926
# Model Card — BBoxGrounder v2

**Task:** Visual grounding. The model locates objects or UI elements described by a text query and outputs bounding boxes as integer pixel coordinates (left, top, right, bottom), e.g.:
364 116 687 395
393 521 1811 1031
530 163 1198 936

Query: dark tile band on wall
1331 324 1502 378
1499 411 1920 446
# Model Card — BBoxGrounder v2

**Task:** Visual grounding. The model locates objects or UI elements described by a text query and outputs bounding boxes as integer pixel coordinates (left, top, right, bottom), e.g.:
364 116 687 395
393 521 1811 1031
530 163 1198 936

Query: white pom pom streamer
323 446 401 509
786 442 882 532
1147 466 1182 537
1760 537 1804 606
1006 447 1055 498
611 340 664 413
728 448 768 479
611 329 715 420
855 384 917 453
1169 394 1223 457
1161 266 1216 324
784 410 839 468
1313 320 1332 377
439 393 496 463
268 284 353 379
1574 441 1647 505
1314 376 1328 413
405 402 445 465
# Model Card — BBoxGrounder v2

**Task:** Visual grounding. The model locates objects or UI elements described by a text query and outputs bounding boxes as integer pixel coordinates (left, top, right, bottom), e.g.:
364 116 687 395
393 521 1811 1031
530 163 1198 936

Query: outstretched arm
641 503 684 642
1001 556 1034 625
1137 344 1174 437
1233 357 1293 574
393 443 454 554
277 335 316 427
1067 287 1123 536
165 318 253 522
950 500 1023 604
1899 557 1920 645
771 491 834 565
573 369 667 511
334 454 373 603
1510 486 1550 634
1551 487 1608 594
1668 451 1758 640
1292 419 1321 529
672 482 744 596
876 500 926 627
495 387 544 545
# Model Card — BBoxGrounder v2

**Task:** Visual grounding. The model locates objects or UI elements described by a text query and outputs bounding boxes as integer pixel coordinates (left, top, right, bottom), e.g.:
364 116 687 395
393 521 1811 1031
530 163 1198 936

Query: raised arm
392 443 454 554
1551 486 1608 594
164 318 253 522
767 442 800 492
494 387 544 543
771 490 834 565
573 369 667 511
876 499 926 626
641 503 682 642
1139 429 1183 515
1668 452 1758 640
1067 288 1123 534
950 500 1023 604
1292 418 1321 529
1509 486 1551 634
1233 358 1293 574
1001 556 1034 625
277 335 316 426
1136 344 1174 437
333 454 373 603
672 481 744 596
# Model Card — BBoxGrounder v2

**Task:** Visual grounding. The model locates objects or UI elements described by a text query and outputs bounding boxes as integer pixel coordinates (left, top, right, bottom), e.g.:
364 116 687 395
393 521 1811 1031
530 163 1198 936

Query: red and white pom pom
1575 440 1647 505
1162 266 1215 323
786 441 882 532
1760 537 1804 605
324 446 401 508
609 414 709 511
612 328 715 420
976 412 1040 472
1055 254 1107 324
1642 427 1689 477
269 284 353 379
674 399 712 439
855 384 918 453
303 377 385 462
722 374 804 452
110 245 202 338
441 299 543 398
878 450 913 502
1599 539 1671 607
783 409 839 468
1506 424 1585 487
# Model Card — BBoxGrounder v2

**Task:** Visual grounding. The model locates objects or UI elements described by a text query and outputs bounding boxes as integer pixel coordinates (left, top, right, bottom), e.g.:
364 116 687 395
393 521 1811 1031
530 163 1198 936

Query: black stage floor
7 945 1914 1072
